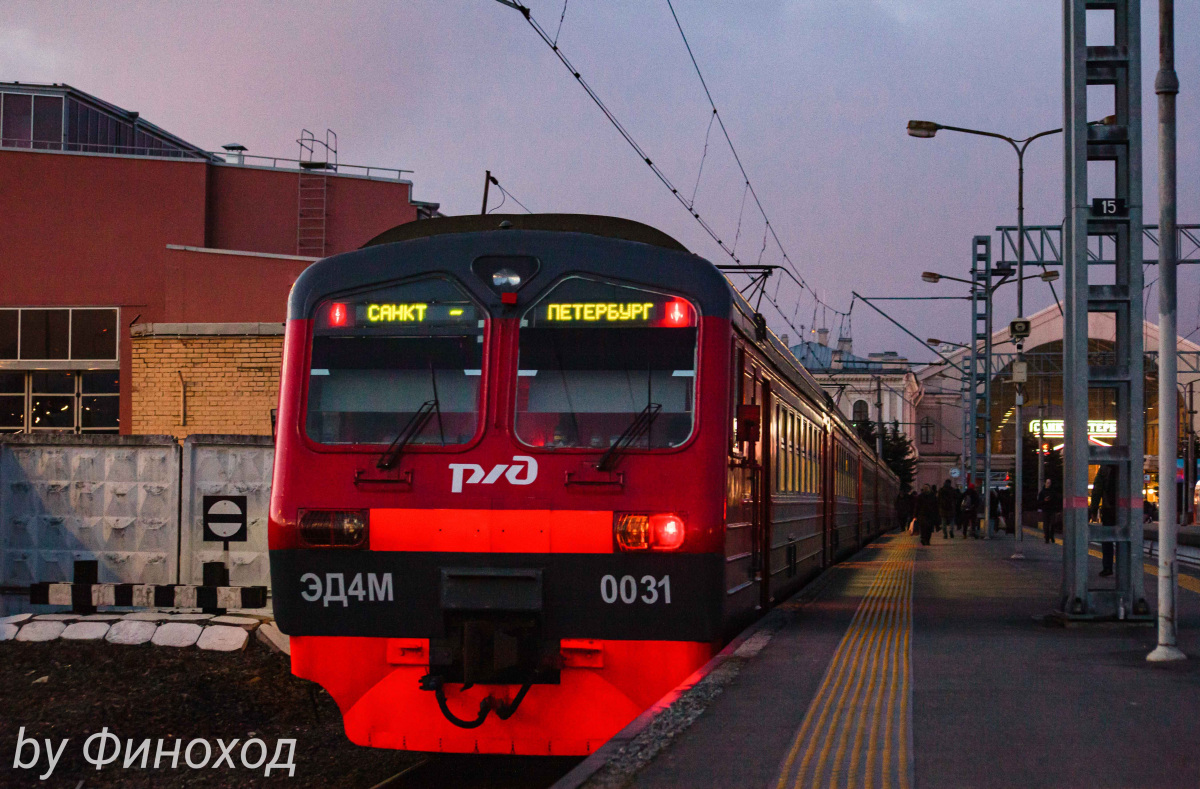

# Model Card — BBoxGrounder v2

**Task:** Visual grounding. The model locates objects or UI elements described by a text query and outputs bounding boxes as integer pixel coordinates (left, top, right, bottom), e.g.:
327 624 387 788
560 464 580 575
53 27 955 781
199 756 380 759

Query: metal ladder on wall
1062 0 1148 618
297 129 338 258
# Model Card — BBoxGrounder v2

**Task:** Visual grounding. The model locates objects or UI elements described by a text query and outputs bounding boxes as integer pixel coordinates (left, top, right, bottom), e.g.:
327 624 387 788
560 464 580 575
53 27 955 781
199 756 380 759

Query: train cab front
268 228 729 756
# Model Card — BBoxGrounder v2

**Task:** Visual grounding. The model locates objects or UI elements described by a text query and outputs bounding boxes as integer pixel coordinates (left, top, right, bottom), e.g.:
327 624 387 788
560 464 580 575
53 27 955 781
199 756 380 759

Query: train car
268 214 898 756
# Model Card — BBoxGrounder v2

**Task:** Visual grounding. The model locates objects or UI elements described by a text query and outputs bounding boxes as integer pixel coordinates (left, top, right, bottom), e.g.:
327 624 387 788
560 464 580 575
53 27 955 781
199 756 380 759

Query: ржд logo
449 456 538 493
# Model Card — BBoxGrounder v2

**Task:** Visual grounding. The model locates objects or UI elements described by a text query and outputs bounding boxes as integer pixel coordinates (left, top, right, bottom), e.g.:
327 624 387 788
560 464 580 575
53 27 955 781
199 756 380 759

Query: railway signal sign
203 495 248 547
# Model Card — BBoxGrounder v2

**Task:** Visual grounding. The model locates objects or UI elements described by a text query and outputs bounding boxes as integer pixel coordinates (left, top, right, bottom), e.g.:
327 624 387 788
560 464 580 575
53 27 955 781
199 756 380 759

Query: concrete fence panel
0 435 182 592
179 435 274 589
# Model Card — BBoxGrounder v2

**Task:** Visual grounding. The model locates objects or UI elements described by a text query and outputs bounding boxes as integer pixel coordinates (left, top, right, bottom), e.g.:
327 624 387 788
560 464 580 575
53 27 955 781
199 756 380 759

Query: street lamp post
907 118 1107 555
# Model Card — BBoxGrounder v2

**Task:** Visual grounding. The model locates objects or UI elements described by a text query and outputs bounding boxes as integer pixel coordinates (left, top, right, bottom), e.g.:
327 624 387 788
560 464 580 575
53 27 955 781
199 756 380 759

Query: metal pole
876 376 884 458
481 170 492 215
1013 147 1026 555
984 275 993 539
1148 0 1184 662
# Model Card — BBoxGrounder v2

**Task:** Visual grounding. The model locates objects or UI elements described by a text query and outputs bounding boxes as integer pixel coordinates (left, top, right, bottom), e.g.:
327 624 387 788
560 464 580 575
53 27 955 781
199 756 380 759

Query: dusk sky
4 1 1196 361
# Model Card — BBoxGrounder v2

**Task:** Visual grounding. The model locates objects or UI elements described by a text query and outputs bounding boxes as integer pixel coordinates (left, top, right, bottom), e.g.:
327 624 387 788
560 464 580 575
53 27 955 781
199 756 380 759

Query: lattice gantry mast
1061 0 1148 618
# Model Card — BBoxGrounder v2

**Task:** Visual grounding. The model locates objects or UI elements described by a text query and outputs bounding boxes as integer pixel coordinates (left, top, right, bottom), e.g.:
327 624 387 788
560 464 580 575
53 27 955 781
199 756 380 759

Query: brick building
0 82 437 438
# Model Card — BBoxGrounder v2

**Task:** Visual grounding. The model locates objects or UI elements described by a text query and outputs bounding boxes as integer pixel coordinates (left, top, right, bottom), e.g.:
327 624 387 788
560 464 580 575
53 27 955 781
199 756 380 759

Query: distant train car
268 214 898 756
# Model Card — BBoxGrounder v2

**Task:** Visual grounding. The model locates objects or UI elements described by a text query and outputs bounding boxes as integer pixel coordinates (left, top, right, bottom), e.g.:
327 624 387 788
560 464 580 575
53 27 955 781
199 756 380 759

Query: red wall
162 249 312 323
0 147 425 432
0 150 207 311
206 165 417 255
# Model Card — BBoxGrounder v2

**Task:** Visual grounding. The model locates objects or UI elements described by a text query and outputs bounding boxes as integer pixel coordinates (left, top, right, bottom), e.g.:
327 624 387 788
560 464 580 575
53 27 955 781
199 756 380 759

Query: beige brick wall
131 335 282 438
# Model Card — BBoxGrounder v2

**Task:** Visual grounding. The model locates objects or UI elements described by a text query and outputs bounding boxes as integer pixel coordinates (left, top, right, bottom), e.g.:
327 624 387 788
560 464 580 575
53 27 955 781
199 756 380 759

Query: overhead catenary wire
663 0 850 319
490 0 850 340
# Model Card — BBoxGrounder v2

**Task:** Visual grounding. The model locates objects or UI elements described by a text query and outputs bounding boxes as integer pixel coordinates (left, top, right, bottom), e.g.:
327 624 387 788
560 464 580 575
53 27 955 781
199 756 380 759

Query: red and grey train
268 214 898 756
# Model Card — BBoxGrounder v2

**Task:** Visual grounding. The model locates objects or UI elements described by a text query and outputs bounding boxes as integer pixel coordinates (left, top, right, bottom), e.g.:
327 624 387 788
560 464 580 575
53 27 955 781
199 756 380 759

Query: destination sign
323 301 476 328
541 299 695 327
545 302 655 322
366 303 428 322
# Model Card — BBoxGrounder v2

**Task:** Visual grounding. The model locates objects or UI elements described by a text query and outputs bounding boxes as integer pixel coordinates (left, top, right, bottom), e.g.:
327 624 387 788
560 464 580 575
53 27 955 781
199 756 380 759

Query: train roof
289 213 730 319
363 213 689 252
289 213 896 480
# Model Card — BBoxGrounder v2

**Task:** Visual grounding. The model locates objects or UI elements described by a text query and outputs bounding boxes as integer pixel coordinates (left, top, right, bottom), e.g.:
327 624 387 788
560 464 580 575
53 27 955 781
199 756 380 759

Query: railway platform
562 530 1200 789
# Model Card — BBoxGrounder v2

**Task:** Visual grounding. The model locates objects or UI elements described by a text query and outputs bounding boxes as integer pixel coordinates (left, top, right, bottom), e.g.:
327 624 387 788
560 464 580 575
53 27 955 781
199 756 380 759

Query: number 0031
600 574 671 605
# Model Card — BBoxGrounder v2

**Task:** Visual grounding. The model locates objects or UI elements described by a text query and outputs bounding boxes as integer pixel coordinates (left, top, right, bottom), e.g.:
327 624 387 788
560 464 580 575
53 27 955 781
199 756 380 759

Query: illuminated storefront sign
366 303 428 322
545 302 655 322
1027 419 1117 438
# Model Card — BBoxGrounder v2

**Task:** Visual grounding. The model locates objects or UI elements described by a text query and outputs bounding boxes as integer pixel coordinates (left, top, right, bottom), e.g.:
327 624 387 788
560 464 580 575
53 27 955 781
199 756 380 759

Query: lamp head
907 120 940 138
1039 270 1060 282
921 271 941 283
927 338 942 346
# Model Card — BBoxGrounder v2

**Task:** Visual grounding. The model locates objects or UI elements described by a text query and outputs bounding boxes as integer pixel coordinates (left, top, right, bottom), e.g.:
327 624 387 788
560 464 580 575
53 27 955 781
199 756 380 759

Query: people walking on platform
994 487 1008 534
988 487 1001 536
896 489 913 533
916 484 938 545
1088 465 1117 577
1037 478 1062 543
961 483 981 538
938 479 958 539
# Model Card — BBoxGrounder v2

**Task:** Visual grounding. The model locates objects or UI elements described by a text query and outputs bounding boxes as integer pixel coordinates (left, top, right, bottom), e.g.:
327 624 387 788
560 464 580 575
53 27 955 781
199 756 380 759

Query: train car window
788 412 797 492
776 406 786 493
516 277 697 449
803 420 811 493
305 277 485 446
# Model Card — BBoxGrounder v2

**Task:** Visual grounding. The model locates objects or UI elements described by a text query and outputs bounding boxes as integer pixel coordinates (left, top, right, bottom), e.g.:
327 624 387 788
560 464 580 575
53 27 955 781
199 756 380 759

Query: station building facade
912 303 1200 503
0 82 437 438
790 331 920 443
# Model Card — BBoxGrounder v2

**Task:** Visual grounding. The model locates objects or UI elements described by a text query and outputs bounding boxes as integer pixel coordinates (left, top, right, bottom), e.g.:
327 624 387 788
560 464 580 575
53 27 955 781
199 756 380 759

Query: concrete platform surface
621 532 1200 789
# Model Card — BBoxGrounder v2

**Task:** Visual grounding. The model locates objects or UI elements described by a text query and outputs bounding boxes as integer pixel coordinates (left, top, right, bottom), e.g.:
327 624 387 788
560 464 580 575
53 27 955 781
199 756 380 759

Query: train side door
757 380 773 610
727 345 765 615
742 363 766 607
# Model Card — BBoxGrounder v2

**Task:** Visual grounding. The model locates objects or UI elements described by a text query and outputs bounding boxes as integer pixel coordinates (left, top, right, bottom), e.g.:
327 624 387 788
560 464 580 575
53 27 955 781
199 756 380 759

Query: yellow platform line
775 537 915 789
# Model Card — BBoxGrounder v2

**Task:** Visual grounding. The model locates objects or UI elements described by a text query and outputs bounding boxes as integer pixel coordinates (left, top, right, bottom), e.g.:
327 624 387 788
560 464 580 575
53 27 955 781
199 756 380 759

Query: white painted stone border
3 611 289 654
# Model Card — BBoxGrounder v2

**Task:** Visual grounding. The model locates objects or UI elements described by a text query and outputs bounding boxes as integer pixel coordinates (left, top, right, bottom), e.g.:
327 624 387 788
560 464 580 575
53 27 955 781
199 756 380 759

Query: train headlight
614 513 685 551
299 509 369 548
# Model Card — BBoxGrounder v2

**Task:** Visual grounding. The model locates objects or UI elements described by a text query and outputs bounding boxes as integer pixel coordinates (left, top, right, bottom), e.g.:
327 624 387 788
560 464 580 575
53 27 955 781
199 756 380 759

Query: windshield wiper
596 402 661 472
377 400 437 471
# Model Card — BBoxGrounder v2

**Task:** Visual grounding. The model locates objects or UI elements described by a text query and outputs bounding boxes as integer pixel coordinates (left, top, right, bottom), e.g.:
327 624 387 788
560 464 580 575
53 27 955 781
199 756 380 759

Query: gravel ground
0 638 421 788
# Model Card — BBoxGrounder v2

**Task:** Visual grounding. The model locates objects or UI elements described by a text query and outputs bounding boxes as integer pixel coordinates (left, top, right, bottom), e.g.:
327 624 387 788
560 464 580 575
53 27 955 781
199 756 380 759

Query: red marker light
329 303 348 327
649 514 685 550
664 299 691 327
614 512 686 551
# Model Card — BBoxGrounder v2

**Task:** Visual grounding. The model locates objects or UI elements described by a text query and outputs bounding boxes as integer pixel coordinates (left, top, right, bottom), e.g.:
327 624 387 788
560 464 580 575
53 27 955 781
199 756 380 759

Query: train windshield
306 277 484 446
516 277 697 449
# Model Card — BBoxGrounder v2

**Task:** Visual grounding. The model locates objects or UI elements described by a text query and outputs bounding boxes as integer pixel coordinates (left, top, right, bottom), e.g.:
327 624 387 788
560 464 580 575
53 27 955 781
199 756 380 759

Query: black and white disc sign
203 495 248 543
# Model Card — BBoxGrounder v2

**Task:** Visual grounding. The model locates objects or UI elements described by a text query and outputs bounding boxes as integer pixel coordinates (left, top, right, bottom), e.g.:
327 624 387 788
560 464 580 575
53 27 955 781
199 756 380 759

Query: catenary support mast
1061 0 1147 619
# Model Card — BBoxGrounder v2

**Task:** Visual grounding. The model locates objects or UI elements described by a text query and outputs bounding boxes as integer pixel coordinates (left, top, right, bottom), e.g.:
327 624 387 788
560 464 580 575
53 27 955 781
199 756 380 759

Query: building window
32 95 63 150
920 416 935 445
0 370 118 433
2 93 32 148
0 308 119 434
852 399 869 424
0 307 118 362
